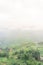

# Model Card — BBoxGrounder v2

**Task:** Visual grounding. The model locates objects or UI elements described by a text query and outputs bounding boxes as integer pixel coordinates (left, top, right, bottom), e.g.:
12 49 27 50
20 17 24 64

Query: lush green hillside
0 42 42 65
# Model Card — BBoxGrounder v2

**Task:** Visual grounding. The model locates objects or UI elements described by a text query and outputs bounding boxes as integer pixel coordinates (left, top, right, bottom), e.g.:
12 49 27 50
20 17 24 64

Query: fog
0 0 43 31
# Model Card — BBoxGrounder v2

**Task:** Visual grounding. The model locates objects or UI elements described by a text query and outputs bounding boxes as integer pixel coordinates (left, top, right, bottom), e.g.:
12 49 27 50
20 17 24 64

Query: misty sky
0 0 43 31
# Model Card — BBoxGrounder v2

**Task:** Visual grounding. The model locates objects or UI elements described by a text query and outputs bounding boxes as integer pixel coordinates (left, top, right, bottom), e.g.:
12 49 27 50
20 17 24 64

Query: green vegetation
0 42 42 65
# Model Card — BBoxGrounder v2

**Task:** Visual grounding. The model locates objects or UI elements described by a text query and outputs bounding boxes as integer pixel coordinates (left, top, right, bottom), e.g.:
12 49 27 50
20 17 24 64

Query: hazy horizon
0 0 43 43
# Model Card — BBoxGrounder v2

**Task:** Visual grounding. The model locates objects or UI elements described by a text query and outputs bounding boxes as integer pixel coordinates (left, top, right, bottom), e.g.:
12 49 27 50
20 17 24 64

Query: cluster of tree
0 46 41 65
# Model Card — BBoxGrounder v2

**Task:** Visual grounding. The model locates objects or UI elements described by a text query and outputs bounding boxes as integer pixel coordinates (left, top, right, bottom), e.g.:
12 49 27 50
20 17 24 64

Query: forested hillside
0 42 43 65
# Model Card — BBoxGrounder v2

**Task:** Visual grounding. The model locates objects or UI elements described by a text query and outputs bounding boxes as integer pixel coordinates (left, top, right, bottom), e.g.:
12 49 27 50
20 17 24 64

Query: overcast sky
0 0 43 31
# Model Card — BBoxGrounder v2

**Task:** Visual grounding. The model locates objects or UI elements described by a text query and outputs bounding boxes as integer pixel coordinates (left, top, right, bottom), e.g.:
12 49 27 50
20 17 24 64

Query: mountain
0 29 43 48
